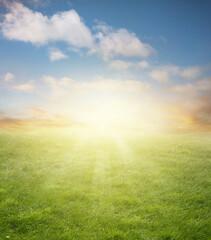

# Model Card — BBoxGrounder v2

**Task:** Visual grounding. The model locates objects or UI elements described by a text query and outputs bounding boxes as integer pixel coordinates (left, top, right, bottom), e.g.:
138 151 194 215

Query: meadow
0 128 210 240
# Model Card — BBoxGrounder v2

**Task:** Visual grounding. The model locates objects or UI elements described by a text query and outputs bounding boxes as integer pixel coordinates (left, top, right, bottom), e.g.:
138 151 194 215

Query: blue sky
0 0 210 130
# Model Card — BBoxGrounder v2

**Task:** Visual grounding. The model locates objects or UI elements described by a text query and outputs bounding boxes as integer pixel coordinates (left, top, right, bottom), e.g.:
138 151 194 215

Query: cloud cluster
169 77 211 95
0 110 78 129
166 76 211 129
91 25 155 60
149 65 202 83
1 2 93 47
1 71 210 131
2 72 151 95
43 75 151 96
0 2 154 60
1 72 35 92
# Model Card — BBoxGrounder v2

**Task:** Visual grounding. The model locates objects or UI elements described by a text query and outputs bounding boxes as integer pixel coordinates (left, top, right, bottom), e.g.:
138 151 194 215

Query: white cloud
83 76 151 93
43 76 74 88
48 47 68 61
169 77 211 94
108 60 132 70
195 77 211 91
43 75 74 96
91 25 155 60
179 66 202 79
169 83 195 94
108 60 149 71
149 65 203 83
43 75 150 95
13 80 35 92
137 61 149 69
1 2 93 48
4 72 14 82
149 70 170 83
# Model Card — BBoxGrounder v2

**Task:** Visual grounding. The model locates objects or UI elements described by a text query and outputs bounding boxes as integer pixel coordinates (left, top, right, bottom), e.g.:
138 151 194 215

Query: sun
70 93 158 132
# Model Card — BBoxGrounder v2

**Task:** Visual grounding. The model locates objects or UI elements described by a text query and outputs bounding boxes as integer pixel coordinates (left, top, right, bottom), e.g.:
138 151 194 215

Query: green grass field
0 129 210 240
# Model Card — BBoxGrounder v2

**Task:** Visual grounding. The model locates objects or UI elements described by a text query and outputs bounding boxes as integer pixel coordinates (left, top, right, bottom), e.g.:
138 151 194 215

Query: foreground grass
0 128 210 240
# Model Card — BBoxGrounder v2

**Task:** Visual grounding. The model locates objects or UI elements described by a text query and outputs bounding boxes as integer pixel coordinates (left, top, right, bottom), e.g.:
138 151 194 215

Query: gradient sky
0 0 211 131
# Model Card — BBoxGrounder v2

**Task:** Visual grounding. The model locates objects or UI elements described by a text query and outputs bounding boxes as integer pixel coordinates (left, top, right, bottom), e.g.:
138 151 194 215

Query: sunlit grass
0 128 210 239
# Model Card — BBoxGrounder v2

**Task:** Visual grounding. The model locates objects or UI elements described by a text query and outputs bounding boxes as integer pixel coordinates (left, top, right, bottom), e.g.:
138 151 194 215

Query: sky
0 0 211 131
